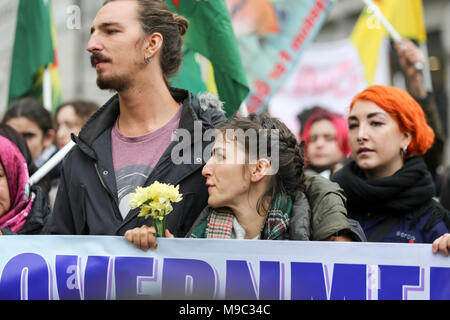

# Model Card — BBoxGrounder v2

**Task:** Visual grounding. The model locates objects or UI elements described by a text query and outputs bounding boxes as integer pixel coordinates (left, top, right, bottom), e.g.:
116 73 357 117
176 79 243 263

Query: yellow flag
351 0 426 84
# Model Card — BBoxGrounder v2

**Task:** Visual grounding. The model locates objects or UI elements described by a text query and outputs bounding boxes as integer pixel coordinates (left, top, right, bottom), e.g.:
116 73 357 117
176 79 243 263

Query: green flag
8 0 56 108
165 0 249 117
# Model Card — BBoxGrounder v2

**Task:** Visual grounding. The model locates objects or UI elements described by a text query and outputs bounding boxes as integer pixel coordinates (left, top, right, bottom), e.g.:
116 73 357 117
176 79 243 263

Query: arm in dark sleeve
42 160 77 234
416 93 446 176
394 39 446 176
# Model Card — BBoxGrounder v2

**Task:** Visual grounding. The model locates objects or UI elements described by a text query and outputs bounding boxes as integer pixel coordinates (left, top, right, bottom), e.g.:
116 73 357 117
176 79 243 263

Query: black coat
43 88 226 236
332 157 450 243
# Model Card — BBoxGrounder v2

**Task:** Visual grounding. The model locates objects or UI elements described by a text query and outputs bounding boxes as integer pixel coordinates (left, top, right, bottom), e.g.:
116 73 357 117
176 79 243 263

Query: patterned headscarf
0 136 35 232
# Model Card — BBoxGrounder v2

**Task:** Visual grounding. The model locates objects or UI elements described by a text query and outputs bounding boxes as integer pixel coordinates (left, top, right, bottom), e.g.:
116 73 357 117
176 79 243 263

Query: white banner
269 39 390 139
0 236 449 300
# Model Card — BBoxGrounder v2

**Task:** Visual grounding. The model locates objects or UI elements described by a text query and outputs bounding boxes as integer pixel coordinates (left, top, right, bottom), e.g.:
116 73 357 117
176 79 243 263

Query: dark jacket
43 88 226 236
416 93 446 182
1 185 50 235
332 157 450 243
440 166 450 211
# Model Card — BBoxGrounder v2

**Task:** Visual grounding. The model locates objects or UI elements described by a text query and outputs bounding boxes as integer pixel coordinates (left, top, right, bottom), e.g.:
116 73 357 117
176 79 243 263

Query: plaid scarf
261 193 292 240
190 193 292 240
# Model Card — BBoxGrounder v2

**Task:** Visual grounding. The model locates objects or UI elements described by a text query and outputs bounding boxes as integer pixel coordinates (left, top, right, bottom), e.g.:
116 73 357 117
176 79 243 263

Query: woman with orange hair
332 85 450 254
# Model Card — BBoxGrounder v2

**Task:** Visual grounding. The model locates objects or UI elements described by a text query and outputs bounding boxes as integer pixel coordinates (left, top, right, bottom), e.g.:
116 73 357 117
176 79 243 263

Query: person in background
3 98 62 210
0 124 37 176
54 100 99 149
47 101 99 208
301 108 350 179
0 135 50 235
0 123 51 195
125 113 366 250
297 106 326 138
394 38 446 194
331 85 450 256
2 98 60 184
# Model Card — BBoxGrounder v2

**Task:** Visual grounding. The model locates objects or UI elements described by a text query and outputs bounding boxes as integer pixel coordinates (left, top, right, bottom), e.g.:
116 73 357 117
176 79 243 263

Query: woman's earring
401 145 408 156
144 55 151 64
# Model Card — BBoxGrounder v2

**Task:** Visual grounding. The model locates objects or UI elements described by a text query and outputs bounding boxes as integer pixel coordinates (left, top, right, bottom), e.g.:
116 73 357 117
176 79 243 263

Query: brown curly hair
216 113 305 215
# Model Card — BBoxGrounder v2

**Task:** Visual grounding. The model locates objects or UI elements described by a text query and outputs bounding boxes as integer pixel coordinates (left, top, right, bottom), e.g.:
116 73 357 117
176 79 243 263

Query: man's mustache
90 53 111 67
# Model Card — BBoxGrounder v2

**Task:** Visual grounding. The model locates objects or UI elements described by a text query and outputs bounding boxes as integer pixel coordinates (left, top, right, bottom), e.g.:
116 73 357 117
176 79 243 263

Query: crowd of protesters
0 0 449 257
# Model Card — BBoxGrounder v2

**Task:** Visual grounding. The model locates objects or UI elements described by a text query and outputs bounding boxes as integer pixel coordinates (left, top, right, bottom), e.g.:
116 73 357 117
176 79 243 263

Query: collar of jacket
71 87 214 161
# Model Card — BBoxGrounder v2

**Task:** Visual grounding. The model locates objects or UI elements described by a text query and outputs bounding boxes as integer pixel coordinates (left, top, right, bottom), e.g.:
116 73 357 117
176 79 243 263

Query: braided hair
216 113 305 215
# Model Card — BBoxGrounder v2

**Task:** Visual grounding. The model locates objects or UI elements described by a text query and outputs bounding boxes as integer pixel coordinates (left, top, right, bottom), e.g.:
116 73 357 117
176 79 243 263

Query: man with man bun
44 0 226 236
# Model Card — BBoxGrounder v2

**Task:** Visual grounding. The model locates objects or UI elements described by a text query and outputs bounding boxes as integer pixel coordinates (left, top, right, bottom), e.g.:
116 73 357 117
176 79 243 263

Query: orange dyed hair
349 85 434 157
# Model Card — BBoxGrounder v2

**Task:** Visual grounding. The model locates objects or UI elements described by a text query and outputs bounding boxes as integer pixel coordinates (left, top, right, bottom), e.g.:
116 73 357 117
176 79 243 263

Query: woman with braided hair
125 113 365 250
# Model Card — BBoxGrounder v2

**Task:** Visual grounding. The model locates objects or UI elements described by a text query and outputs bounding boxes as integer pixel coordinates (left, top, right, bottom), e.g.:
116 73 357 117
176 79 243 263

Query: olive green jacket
301 173 350 240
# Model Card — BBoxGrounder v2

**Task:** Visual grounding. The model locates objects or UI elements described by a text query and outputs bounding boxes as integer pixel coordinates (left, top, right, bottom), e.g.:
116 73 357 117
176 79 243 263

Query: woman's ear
402 131 413 150
250 158 271 183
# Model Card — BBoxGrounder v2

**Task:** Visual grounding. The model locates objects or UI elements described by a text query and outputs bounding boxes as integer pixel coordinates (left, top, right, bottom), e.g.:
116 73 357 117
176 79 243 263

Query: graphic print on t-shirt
111 104 183 220
116 164 153 219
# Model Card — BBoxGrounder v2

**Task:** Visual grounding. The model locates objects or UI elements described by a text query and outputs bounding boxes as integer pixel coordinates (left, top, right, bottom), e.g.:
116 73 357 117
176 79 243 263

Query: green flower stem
153 217 166 238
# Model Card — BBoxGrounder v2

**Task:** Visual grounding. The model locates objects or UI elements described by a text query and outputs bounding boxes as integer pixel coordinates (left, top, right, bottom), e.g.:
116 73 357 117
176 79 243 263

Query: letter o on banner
0 253 50 300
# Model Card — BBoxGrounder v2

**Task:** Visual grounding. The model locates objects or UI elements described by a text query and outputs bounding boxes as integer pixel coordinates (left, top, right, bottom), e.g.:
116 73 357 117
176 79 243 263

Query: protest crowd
0 0 450 300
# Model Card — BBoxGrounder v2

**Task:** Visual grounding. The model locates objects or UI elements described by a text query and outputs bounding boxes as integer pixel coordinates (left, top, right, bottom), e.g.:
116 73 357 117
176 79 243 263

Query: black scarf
332 157 435 217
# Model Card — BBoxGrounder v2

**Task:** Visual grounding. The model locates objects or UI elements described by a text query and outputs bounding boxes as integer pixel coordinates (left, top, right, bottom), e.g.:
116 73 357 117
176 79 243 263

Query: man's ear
250 158 271 183
145 32 163 58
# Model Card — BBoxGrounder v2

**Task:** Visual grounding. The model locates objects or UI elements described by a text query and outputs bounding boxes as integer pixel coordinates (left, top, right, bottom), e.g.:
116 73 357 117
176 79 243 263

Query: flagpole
419 42 433 92
43 66 52 111
29 140 75 186
361 0 424 71
362 0 435 93
239 101 249 117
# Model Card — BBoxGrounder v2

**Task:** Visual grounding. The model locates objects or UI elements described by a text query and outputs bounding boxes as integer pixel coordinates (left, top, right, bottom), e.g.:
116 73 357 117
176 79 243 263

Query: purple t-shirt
111 106 182 219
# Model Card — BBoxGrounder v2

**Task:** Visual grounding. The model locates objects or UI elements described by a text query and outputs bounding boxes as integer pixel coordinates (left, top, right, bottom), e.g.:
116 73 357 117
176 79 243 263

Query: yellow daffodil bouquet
129 181 183 237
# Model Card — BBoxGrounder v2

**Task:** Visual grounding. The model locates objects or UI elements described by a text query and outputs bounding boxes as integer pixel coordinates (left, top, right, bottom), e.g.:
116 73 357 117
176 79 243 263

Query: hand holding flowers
125 225 174 251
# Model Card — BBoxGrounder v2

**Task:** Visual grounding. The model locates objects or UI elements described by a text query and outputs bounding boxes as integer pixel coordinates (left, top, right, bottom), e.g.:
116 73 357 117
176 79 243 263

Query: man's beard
91 52 133 92
96 72 130 92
